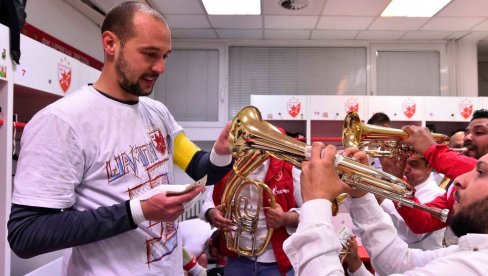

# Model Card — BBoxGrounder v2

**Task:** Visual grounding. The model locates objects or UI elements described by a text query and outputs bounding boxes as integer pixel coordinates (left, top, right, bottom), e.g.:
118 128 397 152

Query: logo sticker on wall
402 99 416 119
287 97 301 118
459 99 473 119
345 97 359 113
58 57 72 93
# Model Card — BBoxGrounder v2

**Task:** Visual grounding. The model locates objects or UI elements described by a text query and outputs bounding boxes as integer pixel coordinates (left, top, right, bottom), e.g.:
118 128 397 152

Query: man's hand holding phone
140 176 207 222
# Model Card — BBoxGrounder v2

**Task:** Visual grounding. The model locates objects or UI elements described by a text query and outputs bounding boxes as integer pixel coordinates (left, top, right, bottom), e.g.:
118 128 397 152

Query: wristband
129 199 146 225
183 256 198 271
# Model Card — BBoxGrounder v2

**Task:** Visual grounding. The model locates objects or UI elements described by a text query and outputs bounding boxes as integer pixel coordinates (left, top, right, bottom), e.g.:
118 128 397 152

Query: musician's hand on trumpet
378 154 408 179
401 125 437 155
300 143 352 202
342 147 369 165
341 147 369 198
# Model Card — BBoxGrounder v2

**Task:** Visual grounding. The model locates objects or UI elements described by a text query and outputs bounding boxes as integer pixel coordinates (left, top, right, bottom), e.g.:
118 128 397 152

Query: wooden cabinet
367 96 424 129
250 95 308 140
424 96 478 122
251 95 308 120
424 96 480 135
309 95 366 146
310 95 366 121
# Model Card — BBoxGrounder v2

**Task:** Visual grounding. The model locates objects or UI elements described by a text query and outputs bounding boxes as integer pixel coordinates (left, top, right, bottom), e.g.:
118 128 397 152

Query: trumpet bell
229 106 307 167
343 112 408 148
343 112 450 158
229 106 283 158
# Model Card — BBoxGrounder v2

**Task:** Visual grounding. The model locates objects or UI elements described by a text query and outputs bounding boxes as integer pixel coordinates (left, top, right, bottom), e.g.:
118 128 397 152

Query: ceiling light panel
202 0 261 15
381 0 452 17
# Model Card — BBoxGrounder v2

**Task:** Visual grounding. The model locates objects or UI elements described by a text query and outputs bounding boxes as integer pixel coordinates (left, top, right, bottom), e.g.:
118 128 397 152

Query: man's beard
115 51 153 97
450 197 488 237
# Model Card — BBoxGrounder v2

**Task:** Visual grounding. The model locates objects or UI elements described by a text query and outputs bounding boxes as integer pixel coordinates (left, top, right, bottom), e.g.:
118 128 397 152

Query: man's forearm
351 194 441 275
347 256 365 274
199 185 216 222
284 210 299 227
185 150 232 185
424 144 475 179
8 202 137 258
283 200 343 275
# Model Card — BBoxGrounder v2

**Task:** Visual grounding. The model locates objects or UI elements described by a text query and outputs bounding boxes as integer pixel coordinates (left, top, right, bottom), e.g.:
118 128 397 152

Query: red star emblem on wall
58 58 72 93
287 103 301 118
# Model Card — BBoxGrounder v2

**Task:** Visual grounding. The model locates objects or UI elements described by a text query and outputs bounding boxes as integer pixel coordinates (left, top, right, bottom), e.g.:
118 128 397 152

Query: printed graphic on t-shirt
150 129 167 155
105 127 178 266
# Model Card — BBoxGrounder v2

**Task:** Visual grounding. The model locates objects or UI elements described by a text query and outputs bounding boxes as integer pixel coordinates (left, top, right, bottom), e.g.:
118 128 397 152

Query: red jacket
213 156 296 275
396 144 476 233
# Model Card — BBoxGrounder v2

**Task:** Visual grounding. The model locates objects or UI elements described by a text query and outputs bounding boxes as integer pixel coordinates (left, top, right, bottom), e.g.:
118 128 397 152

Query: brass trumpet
343 112 453 158
223 106 449 257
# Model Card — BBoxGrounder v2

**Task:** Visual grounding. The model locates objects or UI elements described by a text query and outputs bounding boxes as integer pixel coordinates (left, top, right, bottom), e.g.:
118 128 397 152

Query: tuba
223 106 449 257
343 112 454 158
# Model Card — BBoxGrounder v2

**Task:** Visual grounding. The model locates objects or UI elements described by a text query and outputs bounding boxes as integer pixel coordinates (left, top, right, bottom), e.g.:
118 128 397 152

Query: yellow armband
174 133 201 171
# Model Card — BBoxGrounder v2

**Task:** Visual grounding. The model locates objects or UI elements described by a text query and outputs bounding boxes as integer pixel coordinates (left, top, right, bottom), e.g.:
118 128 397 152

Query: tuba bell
223 106 449 257
343 112 451 158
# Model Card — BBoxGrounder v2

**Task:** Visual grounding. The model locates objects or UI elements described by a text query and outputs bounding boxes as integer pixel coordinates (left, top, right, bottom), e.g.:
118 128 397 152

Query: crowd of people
6 1 488 276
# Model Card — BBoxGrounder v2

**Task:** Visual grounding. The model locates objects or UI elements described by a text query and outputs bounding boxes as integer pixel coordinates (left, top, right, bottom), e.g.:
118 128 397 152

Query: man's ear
101 31 119 56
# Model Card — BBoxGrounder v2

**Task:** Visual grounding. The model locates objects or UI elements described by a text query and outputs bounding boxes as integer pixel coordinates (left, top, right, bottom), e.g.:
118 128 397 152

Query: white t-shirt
180 218 216 257
12 85 185 275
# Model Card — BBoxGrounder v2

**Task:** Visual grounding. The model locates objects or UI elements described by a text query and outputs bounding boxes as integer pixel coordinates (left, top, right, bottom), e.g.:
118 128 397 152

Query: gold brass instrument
223 106 449 257
343 112 451 158
221 149 275 257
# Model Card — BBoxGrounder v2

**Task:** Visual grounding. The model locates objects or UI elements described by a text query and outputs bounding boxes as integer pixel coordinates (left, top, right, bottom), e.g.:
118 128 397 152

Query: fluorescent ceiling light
381 0 451 17
202 0 261 15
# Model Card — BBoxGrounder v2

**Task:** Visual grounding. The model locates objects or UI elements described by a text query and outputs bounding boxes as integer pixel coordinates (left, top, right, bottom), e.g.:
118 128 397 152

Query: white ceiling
71 0 488 43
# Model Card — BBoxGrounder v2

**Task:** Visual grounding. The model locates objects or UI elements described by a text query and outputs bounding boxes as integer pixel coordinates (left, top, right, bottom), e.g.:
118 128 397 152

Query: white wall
25 0 103 61
457 40 479 97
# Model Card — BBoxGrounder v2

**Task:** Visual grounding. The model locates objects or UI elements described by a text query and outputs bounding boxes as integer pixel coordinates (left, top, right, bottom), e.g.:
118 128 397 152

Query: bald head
102 1 167 46
449 131 465 149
